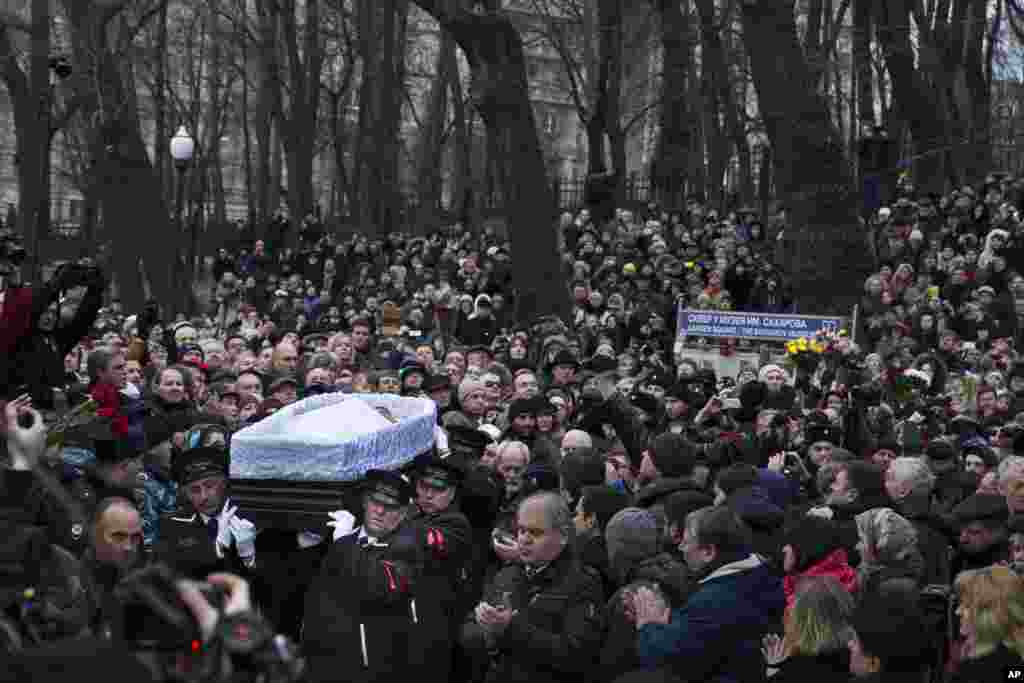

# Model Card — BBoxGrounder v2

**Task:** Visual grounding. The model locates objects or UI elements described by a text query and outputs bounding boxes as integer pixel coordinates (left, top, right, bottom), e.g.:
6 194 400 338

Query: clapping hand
4 395 46 470
475 601 516 634
632 586 670 628
230 517 257 567
761 633 787 666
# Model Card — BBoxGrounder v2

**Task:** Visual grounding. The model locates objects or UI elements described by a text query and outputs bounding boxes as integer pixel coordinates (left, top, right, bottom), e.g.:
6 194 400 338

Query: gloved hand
215 503 238 556
297 531 324 549
327 510 356 541
230 516 257 567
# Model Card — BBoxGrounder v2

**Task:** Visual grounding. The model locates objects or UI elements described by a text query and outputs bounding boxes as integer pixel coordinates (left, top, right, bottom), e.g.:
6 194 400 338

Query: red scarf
91 381 129 437
783 548 858 608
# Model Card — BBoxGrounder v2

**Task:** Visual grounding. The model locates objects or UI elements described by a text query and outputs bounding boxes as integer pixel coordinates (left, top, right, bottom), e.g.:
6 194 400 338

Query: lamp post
170 125 194 315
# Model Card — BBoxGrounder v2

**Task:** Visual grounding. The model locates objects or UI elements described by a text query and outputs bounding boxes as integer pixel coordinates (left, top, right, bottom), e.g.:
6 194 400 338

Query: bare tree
411 0 569 320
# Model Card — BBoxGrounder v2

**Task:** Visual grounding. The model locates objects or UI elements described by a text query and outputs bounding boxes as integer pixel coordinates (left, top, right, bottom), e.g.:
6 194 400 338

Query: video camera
114 564 224 651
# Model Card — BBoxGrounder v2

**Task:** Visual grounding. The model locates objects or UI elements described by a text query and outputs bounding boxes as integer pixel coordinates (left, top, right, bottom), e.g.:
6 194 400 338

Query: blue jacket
141 467 178 548
637 554 784 683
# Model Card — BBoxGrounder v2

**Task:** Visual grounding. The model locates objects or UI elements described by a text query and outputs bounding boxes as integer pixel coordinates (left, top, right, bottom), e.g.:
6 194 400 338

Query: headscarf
854 507 924 586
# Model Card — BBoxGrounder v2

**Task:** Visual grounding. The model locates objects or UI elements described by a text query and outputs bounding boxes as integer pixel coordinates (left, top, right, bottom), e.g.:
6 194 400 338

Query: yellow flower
811 342 825 353
786 342 797 354
797 339 808 351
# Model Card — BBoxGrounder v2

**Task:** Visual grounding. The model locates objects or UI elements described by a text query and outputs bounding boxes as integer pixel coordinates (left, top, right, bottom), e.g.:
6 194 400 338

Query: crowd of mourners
1 177 1024 682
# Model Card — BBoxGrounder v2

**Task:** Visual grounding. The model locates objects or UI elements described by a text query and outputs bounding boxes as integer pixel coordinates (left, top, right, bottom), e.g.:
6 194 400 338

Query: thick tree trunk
416 29 454 228
412 3 569 321
154 0 169 204
447 40 471 223
696 0 729 208
853 0 873 125
280 0 324 243
254 0 281 235
355 0 405 237
649 0 695 207
741 0 868 315
874 0 950 194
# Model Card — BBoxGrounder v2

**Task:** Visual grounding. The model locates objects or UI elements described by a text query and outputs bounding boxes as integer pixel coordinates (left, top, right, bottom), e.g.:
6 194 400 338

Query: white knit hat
758 364 788 383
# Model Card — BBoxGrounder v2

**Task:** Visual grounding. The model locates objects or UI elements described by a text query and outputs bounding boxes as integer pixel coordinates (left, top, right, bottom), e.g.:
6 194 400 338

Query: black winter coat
598 553 693 683
952 644 1024 683
403 506 473 682
302 526 424 683
767 649 851 683
461 549 605 683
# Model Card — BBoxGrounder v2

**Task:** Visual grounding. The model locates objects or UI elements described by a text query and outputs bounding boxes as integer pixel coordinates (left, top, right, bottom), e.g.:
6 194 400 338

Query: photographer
1 250 106 410
0 570 302 683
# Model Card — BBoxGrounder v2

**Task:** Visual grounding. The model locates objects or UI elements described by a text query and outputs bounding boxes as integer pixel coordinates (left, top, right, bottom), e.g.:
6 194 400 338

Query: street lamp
170 126 194 314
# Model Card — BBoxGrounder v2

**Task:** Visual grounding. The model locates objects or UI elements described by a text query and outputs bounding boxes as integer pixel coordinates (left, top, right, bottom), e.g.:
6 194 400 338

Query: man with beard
631 506 784 682
406 454 472 682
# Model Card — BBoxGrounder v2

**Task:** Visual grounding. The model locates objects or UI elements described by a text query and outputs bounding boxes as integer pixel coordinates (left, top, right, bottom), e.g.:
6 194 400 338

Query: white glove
297 531 324 549
327 510 356 541
230 517 257 566
807 506 834 520
215 503 237 554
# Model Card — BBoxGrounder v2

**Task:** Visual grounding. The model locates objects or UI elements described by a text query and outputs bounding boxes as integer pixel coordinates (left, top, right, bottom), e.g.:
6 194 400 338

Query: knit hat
757 364 787 383
524 463 559 492
925 439 957 462
458 377 487 405
560 453 606 501
648 432 696 478
507 398 536 421
605 507 660 569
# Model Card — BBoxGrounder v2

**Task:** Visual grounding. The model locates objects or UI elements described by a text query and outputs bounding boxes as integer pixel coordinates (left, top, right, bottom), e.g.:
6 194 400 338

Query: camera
114 564 224 650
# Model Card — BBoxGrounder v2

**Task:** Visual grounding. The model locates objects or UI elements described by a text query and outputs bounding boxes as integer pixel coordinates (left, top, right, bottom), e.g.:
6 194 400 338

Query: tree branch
0 8 31 34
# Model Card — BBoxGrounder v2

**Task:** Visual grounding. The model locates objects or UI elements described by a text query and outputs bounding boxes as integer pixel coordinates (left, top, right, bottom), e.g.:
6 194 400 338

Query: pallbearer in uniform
406 453 472 681
301 469 423 683
152 446 256 578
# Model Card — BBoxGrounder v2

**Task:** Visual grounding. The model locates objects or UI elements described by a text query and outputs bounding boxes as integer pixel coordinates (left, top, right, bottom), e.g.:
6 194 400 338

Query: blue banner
677 308 847 342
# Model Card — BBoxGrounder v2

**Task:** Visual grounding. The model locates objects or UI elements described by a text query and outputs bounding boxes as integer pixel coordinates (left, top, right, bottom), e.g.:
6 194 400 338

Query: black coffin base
231 479 365 532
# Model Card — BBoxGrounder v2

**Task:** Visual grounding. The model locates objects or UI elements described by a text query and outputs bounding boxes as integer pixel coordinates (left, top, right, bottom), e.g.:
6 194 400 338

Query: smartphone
492 529 516 548
722 398 741 410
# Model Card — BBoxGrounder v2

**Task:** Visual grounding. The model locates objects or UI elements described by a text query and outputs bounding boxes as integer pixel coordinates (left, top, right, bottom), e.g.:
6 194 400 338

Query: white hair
887 457 935 498
998 455 1024 491
496 440 531 465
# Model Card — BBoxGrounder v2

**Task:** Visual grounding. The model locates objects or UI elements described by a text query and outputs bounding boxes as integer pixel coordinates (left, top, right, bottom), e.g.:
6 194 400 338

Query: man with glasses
462 492 604 683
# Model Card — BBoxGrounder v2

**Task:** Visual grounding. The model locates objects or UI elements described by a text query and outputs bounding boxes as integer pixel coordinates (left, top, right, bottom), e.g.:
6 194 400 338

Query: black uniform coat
152 502 247 580
301 525 423 683
405 505 473 681
461 548 605 683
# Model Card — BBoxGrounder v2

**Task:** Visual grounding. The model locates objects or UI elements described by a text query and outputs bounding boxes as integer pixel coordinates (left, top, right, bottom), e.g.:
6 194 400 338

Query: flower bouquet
784 336 826 374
